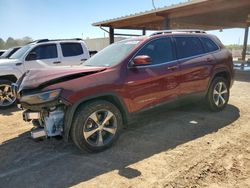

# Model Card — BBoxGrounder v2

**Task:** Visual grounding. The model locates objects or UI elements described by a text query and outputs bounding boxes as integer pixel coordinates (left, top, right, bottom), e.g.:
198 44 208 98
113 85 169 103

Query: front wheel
70 100 123 152
0 80 16 109
206 77 230 112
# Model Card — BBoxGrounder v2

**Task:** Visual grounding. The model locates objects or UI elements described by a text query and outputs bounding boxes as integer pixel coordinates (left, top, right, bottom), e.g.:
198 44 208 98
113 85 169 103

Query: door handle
167 65 178 70
53 61 61 64
81 59 87 61
206 58 213 63
16 62 22 66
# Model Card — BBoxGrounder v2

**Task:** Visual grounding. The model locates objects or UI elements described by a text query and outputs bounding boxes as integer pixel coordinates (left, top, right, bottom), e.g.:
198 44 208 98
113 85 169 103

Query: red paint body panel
18 33 234 115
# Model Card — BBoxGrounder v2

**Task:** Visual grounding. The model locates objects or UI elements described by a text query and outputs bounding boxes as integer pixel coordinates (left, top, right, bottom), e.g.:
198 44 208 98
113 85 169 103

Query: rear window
175 37 204 59
61 43 83 57
201 37 219 52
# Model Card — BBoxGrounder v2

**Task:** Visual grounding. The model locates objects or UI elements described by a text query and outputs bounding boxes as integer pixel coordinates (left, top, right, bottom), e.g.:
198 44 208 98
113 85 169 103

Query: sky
0 0 249 45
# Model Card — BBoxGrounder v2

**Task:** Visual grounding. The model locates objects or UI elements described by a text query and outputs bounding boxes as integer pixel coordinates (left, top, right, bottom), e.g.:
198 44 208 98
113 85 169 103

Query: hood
0 58 19 66
18 66 107 91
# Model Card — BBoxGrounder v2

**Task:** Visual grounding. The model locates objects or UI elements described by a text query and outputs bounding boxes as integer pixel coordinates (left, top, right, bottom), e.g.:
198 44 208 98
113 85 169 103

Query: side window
136 38 175 65
61 43 83 57
175 37 204 59
29 44 58 60
201 37 219 52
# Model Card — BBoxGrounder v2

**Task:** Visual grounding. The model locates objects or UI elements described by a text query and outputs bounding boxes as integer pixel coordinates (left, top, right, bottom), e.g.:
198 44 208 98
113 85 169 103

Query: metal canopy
93 0 250 30
93 0 250 60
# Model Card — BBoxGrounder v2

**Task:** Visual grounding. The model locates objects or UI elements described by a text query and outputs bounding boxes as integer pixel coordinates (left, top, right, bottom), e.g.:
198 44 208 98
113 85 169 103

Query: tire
70 100 123 152
206 77 230 112
0 79 16 109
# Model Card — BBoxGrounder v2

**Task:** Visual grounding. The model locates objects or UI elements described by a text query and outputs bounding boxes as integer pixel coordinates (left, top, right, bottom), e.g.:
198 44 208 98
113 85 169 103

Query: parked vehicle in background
0 46 21 59
89 50 98 57
0 50 6 56
0 38 90 109
14 30 234 152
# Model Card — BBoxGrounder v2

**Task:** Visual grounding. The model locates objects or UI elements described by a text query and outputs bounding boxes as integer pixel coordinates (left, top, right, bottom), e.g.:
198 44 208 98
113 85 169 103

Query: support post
242 24 249 62
109 27 114 44
142 28 146 35
163 17 170 30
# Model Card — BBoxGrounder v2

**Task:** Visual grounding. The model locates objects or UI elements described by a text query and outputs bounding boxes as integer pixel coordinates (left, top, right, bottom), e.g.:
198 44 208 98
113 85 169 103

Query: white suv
0 39 90 109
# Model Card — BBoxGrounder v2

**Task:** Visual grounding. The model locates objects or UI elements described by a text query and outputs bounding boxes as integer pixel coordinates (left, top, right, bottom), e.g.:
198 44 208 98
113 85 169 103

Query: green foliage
0 37 33 49
225 44 250 51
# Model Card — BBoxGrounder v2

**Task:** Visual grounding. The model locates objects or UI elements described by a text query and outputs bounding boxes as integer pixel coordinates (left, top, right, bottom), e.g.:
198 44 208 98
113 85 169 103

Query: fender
63 92 130 141
0 66 23 80
205 66 231 94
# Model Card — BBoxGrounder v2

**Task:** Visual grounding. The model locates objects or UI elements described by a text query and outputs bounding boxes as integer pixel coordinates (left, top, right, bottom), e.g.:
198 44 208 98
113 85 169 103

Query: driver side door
24 43 61 70
125 37 179 112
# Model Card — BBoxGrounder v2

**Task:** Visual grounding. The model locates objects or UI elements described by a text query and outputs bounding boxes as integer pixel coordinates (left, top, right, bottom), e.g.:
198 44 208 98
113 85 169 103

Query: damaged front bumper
22 107 65 139
13 84 71 140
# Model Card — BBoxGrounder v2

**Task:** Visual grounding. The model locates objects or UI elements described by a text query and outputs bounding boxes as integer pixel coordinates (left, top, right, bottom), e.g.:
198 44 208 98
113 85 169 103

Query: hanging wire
152 0 156 9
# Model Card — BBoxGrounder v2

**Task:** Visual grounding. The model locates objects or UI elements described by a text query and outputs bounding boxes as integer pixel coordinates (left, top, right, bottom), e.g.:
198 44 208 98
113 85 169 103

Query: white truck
0 39 90 109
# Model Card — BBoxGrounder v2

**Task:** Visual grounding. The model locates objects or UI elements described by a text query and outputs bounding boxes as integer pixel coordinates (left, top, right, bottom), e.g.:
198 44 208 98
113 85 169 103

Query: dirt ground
0 71 249 188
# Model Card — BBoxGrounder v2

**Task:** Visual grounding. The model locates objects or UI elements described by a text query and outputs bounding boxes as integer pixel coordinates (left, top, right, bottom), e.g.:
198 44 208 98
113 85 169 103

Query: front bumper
23 110 40 121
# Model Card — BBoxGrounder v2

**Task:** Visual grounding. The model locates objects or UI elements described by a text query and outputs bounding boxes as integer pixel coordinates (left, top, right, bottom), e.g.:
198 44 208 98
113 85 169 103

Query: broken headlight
20 89 61 104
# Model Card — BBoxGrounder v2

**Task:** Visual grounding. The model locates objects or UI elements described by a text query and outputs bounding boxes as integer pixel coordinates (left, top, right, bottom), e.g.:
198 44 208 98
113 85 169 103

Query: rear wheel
71 100 123 152
206 77 229 112
0 80 16 109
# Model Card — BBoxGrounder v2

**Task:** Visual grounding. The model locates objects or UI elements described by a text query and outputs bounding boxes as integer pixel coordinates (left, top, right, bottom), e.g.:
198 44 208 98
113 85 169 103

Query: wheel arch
206 68 231 94
63 92 129 141
0 75 18 83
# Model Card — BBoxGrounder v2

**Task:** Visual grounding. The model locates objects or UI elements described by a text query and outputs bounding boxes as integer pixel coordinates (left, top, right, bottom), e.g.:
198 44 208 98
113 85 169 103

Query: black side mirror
26 52 37 61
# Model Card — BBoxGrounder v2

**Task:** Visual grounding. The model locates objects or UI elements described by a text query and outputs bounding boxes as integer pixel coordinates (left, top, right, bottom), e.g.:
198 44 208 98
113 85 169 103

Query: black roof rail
27 39 49 44
150 29 206 36
48 38 83 42
29 38 83 44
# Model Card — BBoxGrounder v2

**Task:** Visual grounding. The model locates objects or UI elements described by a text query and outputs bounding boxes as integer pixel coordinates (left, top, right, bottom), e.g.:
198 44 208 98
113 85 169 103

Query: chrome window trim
127 35 221 69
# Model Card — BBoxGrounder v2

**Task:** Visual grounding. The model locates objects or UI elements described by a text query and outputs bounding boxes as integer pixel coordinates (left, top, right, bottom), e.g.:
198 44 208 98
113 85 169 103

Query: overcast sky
0 0 249 45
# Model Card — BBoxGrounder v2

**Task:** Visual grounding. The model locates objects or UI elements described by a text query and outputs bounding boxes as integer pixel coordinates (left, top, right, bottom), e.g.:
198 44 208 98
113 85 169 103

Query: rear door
174 36 215 96
24 43 60 70
126 37 179 112
60 42 89 66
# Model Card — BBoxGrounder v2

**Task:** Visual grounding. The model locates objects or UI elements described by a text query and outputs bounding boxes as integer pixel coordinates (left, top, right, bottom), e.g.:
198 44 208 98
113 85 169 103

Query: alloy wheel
0 84 16 107
213 82 228 107
83 110 117 147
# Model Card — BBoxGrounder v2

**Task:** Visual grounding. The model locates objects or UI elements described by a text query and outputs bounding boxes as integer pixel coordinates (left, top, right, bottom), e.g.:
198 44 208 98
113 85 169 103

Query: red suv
14 30 234 152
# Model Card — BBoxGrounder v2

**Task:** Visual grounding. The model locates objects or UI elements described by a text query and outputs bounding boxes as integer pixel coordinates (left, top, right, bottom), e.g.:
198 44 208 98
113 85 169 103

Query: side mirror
26 52 37 61
132 55 152 66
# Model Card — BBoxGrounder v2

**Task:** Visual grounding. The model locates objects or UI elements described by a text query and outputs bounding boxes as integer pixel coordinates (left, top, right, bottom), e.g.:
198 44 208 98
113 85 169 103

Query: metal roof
93 0 250 30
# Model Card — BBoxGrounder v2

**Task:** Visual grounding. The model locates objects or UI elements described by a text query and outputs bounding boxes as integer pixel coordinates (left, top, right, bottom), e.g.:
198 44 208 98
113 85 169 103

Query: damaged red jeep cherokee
14 30 234 152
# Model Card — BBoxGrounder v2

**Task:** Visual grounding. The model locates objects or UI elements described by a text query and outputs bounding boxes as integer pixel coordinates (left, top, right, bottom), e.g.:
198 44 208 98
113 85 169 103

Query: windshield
9 45 32 59
84 40 140 67
0 48 12 58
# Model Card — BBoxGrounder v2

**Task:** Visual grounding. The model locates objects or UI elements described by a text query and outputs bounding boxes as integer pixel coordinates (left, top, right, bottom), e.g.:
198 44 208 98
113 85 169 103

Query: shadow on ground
0 103 240 188
0 106 20 116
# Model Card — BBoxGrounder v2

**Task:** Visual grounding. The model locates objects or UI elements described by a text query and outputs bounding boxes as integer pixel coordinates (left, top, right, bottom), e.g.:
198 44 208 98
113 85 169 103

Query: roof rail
150 29 206 36
30 38 83 44
27 39 49 44
49 38 83 42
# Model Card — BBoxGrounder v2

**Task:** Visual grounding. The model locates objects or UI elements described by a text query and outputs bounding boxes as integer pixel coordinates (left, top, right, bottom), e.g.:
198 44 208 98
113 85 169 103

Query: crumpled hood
19 66 106 90
0 58 19 66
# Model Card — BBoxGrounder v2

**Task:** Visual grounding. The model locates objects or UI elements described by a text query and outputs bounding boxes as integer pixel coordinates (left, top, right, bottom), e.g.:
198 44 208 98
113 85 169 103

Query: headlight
20 89 61 104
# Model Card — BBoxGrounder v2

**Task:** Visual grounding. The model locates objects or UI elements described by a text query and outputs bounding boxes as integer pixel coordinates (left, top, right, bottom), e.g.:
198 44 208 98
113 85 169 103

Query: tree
5 37 18 48
21 36 32 45
0 38 5 49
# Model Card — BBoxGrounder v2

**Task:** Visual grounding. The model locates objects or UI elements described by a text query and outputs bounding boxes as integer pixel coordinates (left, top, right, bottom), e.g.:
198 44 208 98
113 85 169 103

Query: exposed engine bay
13 66 107 140
23 107 65 139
